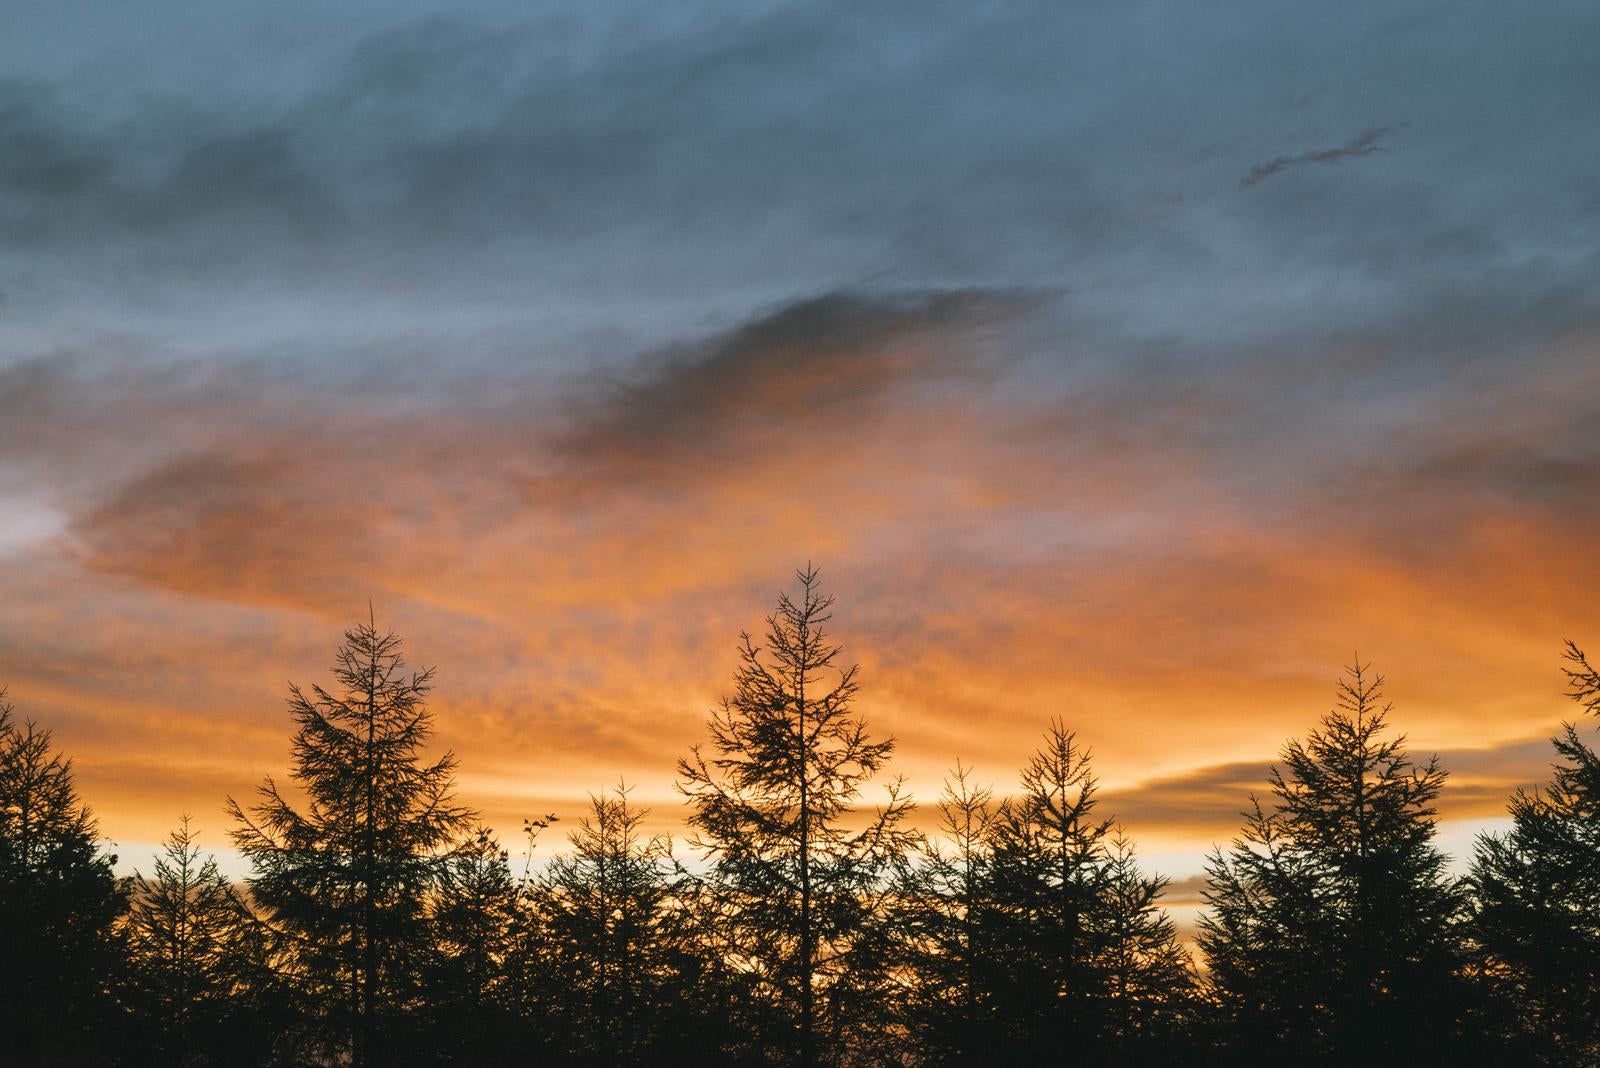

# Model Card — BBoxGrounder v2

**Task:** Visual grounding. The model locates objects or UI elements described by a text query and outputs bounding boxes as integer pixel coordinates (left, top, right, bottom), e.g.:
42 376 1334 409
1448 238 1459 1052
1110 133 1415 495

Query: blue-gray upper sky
6 0 1595 351
2 0 1597 877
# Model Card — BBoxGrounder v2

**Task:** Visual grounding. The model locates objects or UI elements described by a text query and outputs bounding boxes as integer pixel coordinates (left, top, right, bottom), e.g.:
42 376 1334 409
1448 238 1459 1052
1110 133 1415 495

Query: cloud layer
1 0 1597 880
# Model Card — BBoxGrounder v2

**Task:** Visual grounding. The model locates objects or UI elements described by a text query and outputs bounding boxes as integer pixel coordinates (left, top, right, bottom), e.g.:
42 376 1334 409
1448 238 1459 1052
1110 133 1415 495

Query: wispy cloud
1241 127 1391 187
1101 733 1564 848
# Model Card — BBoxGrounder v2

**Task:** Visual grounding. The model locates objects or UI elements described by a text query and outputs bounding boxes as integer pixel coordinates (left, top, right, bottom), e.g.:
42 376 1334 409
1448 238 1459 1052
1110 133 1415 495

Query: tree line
1 566 1597 1066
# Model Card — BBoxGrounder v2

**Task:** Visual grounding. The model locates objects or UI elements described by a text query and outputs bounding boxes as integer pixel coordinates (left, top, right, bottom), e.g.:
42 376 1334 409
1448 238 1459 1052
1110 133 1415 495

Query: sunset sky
2 1 1597 897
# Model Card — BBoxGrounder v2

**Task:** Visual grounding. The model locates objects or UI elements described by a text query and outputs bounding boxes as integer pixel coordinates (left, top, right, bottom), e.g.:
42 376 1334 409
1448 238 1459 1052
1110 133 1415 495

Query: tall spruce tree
987 721 1113 1058
1200 662 1471 1063
1470 641 1600 1064
228 618 474 1065
677 566 918 1067
0 687 129 1063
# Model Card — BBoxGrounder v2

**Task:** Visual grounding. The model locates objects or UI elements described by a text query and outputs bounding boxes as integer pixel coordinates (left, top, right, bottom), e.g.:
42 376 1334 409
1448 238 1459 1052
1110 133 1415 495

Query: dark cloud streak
1104 734 1568 841
1240 126 1391 188
556 288 1039 478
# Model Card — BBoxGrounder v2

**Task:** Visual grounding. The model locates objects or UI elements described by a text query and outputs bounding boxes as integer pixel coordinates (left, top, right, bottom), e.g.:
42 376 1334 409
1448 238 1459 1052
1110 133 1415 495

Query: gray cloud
0 0 1589 356
11 261 1597 625
0 85 112 202
0 3 1593 599
33 287 1041 611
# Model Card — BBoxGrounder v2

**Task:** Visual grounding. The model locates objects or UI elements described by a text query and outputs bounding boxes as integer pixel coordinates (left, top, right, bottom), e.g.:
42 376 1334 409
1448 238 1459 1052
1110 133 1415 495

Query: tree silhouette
1200 662 1471 1063
1094 832 1196 1057
0 686 129 1063
897 763 1001 1064
124 817 275 1065
420 824 521 1065
525 782 703 1064
228 619 474 1065
983 720 1193 1063
1470 641 1600 1064
15 596 1586 1061
678 566 918 1067
987 720 1114 1057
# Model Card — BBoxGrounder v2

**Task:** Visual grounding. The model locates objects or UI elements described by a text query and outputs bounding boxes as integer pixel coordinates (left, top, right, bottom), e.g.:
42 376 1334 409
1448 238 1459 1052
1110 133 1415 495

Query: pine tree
984 720 1193 1062
529 783 692 1064
988 720 1112 1058
1095 832 1196 1057
124 817 273 1064
898 764 1000 1065
228 618 474 1065
1200 662 1471 1063
1470 641 1600 1064
0 686 129 1063
424 825 520 1065
677 566 918 1067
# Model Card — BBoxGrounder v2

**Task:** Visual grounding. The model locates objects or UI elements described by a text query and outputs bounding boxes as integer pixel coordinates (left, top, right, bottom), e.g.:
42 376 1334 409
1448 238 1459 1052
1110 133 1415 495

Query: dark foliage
227 618 476 1065
1200 662 1478 1064
0 688 129 1065
122 818 278 1065
896 763 1001 1064
419 825 523 1065
516 783 737 1065
677 567 920 1066
918 724 1196 1065
992 723 1131 1056
1470 641 1600 1065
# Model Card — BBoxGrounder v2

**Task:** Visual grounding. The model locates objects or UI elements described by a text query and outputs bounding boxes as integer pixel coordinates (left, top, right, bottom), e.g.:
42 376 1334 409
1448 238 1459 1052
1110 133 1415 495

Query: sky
2 0 1598 897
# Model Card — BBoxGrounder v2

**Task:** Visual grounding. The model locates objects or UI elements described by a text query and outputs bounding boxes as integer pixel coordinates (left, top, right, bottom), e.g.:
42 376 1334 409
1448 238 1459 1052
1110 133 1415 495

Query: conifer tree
1095 832 1196 1055
1200 662 1471 1063
424 825 520 1065
677 567 918 1067
984 721 1193 1062
228 618 474 1065
529 783 692 1064
1470 641 1600 1064
0 686 128 1063
898 764 1000 1064
988 720 1112 1057
124 817 273 1065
